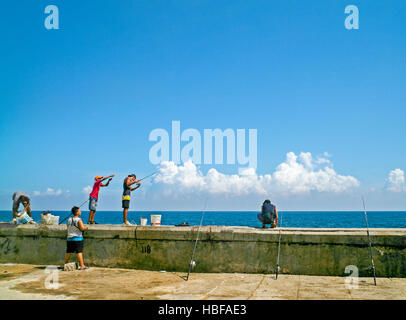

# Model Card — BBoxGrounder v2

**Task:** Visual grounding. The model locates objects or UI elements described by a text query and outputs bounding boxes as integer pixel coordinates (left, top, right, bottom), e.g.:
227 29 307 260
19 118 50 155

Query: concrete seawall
0 224 405 277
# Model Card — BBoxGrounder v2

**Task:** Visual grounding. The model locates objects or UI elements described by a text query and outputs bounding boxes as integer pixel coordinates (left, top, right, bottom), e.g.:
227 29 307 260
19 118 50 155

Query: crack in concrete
247 275 266 300
201 279 225 300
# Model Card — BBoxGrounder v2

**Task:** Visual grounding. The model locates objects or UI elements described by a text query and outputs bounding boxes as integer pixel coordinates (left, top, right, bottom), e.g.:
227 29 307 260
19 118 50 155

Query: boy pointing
88 174 114 224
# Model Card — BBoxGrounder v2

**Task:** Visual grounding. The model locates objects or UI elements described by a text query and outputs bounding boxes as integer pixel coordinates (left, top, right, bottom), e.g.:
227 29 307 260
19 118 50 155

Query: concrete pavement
1 264 405 300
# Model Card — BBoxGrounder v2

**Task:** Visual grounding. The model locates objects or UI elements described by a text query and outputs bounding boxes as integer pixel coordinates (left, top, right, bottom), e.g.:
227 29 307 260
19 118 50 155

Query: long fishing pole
185 198 208 281
138 171 158 182
59 198 89 225
58 172 157 225
362 197 377 286
275 211 283 280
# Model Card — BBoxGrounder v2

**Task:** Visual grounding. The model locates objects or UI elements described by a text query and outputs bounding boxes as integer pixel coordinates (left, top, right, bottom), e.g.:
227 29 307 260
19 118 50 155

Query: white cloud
46 188 62 196
385 169 405 192
153 152 359 196
82 186 92 194
32 188 63 196
154 160 272 196
271 152 359 194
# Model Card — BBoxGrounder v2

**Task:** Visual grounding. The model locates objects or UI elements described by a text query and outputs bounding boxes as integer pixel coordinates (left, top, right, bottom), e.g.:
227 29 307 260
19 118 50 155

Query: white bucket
150 215 162 226
41 213 59 225
140 218 147 226
41 214 51 225
51 215 59 225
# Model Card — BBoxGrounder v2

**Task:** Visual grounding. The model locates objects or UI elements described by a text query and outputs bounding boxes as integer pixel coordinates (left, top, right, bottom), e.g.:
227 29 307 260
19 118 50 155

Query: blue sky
0 1 405 211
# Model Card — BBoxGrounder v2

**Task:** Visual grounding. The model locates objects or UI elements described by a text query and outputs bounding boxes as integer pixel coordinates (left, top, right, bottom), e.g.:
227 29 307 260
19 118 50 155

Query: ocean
1 210 406 228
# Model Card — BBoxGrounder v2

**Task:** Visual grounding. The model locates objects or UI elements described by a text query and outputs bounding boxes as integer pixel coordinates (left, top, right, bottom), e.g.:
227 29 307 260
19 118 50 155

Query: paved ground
0 264 405 300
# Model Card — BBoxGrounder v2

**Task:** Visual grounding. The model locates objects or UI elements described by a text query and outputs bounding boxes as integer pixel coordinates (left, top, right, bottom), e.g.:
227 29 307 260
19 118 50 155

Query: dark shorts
66 240 84 253
122 200 130 209
257 213 276 226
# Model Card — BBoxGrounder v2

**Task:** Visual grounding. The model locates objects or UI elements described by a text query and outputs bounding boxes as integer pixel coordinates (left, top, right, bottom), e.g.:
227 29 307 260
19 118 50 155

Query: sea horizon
2 210 406 229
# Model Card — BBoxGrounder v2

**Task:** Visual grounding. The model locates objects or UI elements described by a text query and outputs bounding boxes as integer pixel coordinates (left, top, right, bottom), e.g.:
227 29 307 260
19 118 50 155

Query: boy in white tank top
64 206 89 270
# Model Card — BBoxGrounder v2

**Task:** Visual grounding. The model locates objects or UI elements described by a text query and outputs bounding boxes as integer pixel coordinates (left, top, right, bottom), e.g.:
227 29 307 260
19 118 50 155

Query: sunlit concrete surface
1 264 405 300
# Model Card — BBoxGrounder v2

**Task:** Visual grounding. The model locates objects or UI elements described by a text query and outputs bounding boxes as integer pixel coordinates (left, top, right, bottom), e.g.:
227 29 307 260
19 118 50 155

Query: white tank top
67 216 83 239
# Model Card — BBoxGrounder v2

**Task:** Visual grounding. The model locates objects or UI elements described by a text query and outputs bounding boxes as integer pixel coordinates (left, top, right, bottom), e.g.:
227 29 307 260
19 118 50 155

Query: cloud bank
33 188 63 196
385 169 405 192
153 152 360 196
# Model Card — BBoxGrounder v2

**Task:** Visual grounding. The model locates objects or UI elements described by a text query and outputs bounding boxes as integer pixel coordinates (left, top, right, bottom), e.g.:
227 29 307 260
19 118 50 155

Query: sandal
79 266 89 270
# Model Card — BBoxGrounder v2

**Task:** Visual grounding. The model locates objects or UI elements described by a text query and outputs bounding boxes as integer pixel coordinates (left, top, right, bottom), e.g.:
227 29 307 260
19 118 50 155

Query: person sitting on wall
257 199 278 228
12 191 32 220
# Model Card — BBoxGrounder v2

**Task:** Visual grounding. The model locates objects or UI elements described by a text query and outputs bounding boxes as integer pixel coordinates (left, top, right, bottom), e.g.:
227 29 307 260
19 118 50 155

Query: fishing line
184 198 208 281
362 197 377 286
275 211 283 280
59 198 89 225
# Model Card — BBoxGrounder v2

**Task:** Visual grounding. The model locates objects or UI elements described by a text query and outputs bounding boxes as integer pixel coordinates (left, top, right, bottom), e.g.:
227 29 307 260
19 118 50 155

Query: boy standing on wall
88 174 114 224
122 174 141 226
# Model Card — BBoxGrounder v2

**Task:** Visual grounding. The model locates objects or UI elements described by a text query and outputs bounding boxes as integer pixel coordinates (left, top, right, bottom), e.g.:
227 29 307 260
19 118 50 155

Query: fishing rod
275 211 283 280
184 198 208 281
362 197 377 286
58 172 157 225
59 198 89 225
138 171 158 182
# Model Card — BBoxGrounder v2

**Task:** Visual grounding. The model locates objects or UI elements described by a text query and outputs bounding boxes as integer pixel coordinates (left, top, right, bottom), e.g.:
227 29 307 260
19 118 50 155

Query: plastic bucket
41 214 51 225
51 215 59 225
140 218 147 226
150 215 162 226
41 213 59 225
16 212 31 225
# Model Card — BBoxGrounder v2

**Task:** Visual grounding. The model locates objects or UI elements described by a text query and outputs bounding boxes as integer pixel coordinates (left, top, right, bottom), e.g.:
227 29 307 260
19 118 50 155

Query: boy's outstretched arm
131 181 141 191
101 174 115 182
102 178 113 187
101 174 114 187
